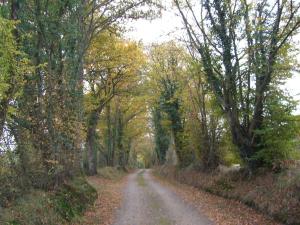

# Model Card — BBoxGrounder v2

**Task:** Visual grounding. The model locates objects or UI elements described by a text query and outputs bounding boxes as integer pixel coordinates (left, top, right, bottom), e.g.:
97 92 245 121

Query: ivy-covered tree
148 42 190 166
174 0 300 171
152 106 169 164
0 17 29 140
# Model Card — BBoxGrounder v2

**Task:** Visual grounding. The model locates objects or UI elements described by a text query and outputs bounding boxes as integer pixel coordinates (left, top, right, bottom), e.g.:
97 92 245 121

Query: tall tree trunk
116 109 124 167
86 110 99 175
106 104 113 166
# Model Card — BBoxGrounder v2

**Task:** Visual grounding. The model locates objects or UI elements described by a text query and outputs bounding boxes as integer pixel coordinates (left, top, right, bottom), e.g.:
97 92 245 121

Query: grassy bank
0 176 97 225
155 165 300 225
0 167 128 225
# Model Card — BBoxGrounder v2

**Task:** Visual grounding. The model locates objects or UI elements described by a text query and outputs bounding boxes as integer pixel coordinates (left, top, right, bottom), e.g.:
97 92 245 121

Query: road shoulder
78 169 128 225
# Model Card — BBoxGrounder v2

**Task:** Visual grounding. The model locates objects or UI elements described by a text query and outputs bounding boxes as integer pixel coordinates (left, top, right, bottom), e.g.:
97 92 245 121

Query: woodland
0 0 300 224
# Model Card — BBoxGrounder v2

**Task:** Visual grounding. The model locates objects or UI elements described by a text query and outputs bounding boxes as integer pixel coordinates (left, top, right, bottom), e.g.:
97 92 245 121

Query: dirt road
113 169 213 225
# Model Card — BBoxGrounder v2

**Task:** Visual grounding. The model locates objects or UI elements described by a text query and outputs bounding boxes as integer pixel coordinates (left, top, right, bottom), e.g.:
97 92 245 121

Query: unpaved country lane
113 169 213 225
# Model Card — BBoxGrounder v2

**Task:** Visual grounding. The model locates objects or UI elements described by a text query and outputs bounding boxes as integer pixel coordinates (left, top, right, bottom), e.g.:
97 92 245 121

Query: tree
110 95 146 167
185 61 223 170
0 17 29 140
148 42 189 166
0 0 161 189
174 0 300 171
84 32 145 174
1 0 89 187
152 106 169 164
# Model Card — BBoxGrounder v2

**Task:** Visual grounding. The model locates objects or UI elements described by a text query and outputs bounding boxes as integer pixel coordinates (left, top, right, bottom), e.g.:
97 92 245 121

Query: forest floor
81 169 281 225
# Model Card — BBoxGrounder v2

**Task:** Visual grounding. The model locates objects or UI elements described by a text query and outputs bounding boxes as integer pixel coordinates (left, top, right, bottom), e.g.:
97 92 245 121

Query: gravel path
113 169 213 225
